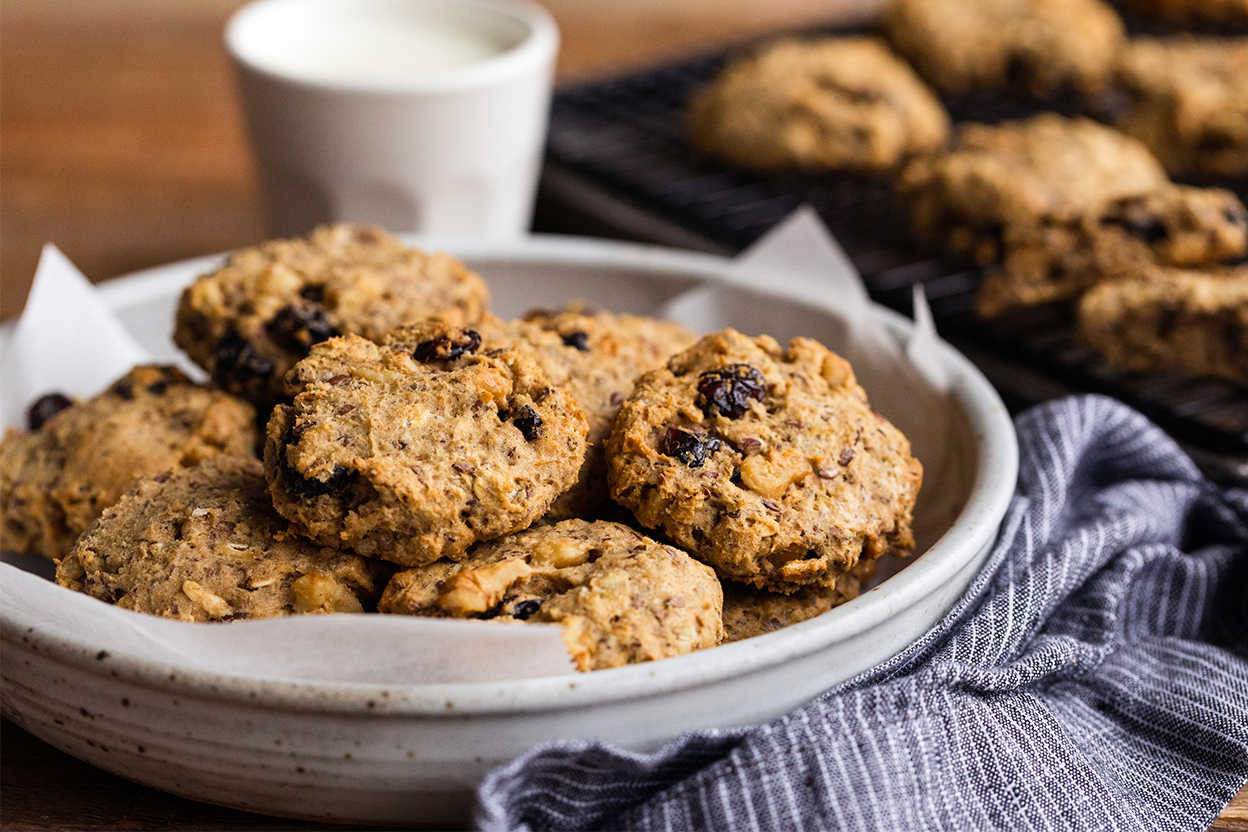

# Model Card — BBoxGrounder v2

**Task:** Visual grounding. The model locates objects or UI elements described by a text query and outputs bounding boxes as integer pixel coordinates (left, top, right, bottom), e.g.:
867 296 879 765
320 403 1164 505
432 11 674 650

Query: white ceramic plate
0 235 1018 826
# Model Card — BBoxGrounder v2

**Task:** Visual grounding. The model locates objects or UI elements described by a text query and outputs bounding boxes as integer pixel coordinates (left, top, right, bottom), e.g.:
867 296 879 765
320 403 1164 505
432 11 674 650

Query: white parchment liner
0 209 954 684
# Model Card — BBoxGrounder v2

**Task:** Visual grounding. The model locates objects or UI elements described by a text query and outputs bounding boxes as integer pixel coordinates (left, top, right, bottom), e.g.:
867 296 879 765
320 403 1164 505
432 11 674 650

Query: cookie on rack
478 304 696 521
57 456 390 621
976 184 1248 317
898 115 1170 264
263 321 588 567
1 365 257 561
606 329 922 593
721 558 876 643
378 519 723 671
174 224 489 409
1115 37 1248 179
686 36 950 173
884 0 1126 99
1077 266 1248 384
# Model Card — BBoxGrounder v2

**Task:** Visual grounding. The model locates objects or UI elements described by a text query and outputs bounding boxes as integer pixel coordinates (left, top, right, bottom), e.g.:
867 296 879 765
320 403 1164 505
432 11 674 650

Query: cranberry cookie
606 329 922 593
264 322 588 567
1 365 256 560
57 456 389 621
378 519 723 671
174 224 489 408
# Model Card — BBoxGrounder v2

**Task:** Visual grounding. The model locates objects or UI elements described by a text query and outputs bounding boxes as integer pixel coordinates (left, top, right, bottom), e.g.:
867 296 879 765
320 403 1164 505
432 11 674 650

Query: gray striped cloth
475 395 1248 831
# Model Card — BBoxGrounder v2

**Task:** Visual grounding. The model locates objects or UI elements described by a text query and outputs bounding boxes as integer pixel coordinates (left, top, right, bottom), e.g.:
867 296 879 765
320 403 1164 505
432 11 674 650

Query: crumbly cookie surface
884 0 1125 99
174 224 489 408
606 329 922 593
1 365 256 560
378 519 723 671
976 184 1248 316
1077 266 1248 383
479 305 696 521
721 558 876 643
1115 37 1248 179
56 456 389 621
686 36 950 173
899 115 1169 263
264 323 588 567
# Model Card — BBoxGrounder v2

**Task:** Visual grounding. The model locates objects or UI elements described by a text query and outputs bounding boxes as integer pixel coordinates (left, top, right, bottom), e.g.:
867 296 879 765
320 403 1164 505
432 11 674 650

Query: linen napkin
476 394 1248 832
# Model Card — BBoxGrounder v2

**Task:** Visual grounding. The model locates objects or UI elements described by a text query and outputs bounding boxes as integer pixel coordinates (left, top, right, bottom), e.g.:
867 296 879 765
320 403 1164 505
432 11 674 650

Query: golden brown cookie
1077 266 1248 383
378 519 723 671
174 224 489 408
686 36 950 173
721 558 877 643
478 305 696 521
56 456 390 621
606 329 922 593
1 365 257 560
884 0 1126 99
263 322 588 567
1115 37 1248 179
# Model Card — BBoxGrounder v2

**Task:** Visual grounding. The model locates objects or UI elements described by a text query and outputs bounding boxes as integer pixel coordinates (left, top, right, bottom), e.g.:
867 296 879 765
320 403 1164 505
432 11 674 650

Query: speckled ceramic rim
0 235 1018 717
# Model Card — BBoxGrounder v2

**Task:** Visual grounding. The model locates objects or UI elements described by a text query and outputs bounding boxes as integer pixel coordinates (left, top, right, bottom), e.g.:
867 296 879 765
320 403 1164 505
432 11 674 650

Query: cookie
1114 0 1248 27
898 115 1170 264
478 305 696 521
263 322 588 567
1077 266 1248 383
377 519 723 671
56 456 390 621
1115 37 1248 179
1 365 257 560
685 36 950 173
884 0 1125 99
605 329 922 593
976 184 1248 316
174 224 490 408
721 558 876 643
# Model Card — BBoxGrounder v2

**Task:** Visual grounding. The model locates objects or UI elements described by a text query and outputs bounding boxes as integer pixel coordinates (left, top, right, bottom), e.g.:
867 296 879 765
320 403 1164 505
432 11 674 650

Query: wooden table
1 1 1245 829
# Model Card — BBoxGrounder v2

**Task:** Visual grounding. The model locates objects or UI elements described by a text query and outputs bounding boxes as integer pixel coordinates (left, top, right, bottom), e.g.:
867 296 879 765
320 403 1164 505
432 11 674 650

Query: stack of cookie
684 0 1248 385
2 224 924 672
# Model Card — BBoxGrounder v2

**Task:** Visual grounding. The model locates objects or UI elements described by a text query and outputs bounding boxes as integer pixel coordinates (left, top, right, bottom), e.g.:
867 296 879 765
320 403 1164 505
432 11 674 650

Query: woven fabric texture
475 395 1248 832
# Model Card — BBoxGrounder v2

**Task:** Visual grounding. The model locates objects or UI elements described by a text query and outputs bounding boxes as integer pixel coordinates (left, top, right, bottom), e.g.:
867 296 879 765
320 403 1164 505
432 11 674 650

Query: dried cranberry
299 284 326 303
561 331 590 351
280 454 354 498
266 304 338 355
697 364 765 419
510 405 543 441
511 599 542 620
27 392 73 431
214 331 276 389
413 329 481 363
661 426 722 467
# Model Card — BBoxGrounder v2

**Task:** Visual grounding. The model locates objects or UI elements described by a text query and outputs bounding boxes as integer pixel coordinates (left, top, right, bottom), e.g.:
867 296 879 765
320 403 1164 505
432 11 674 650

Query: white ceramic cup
226 0 559 238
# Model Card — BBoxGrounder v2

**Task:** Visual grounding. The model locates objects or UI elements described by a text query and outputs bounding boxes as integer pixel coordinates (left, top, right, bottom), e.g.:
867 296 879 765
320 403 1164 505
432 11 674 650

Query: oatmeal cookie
976 184 1248 316
606 329 922 593
898 115 1170 264
1 365 256 560
1115 37 1248 178
174 224 489 408
1077 266 1248 383
884 0 1125 99
478 305 696 520
264 323 588 567
721 558 876 643
378 519 723 671
57 456 389 621
685 36 950 173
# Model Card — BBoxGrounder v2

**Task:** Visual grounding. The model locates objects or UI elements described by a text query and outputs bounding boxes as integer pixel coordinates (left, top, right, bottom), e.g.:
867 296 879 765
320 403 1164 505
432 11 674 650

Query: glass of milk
226 0 559 237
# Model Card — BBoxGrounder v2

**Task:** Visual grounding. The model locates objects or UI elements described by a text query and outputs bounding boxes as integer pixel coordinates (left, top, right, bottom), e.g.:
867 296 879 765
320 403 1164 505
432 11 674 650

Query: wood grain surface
1 1 1244 829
